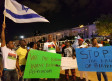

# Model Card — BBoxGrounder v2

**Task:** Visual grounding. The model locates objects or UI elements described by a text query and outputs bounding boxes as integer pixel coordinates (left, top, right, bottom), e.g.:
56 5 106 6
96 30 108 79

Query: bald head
19 40 27 47
48 35 53 42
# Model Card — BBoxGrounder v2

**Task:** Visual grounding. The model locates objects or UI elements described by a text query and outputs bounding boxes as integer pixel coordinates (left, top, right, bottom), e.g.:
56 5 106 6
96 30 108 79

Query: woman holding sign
91 38 108 81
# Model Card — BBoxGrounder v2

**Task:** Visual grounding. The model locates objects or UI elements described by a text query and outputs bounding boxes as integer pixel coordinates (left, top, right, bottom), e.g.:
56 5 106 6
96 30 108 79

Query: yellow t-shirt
16 47 27 66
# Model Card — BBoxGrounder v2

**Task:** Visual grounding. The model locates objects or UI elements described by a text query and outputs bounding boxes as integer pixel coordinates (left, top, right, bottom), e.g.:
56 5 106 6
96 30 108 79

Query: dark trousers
19 65 26 81
97 72 108 81
31 79 39 81
2 69 18 81
65 69 76 81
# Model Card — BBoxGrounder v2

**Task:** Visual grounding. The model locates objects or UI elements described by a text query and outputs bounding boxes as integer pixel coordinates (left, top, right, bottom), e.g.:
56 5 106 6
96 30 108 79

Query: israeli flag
4 0 49 23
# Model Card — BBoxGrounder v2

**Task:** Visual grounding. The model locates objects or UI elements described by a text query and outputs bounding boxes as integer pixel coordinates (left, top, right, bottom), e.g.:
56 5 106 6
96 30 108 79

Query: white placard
61 57 78 70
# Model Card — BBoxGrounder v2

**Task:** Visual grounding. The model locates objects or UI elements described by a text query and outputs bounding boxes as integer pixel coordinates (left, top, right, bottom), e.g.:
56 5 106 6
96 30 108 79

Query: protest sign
61 57 78 70
76 46 112 72
23 49 61 79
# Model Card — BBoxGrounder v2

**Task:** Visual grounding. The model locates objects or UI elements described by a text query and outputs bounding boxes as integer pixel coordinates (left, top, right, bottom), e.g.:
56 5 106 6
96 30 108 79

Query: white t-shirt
89 44 103 48
43 42 56 53
1 46 17 69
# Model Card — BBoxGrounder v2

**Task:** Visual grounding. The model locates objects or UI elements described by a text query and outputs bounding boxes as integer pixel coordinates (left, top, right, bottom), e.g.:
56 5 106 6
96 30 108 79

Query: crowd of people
0 22 111 81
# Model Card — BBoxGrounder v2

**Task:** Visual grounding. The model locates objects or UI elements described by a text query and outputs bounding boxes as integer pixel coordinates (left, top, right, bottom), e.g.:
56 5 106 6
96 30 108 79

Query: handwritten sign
76 46 112 72
61 57 78 70
23 49 61 79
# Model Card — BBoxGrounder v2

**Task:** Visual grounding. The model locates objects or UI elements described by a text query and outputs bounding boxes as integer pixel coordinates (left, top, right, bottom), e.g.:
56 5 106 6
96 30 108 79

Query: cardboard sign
76 46 112 72
61 57 78 70
23 49 61 78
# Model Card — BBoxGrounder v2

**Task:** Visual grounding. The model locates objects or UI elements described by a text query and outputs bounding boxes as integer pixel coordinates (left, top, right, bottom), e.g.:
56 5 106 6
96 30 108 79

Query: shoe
79 79 85 81
83 78 86 81
77 78 81 81
71 79 76 81
65 79 69 81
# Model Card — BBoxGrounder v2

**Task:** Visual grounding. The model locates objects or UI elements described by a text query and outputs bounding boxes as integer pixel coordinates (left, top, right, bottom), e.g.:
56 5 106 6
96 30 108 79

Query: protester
103 39 110 46
62 41 76 81
16 40 27 81
76 38 88 81
109 39 112 46
43 35 60 53
43 35 60 81
61 42 65 48
58 42 65 53
91 38 108 81
37 41 42 50
29 42 37 50
76 39 86 48
0 22 22 81
85 40 92 47
28 42 39 81
25 42 38 59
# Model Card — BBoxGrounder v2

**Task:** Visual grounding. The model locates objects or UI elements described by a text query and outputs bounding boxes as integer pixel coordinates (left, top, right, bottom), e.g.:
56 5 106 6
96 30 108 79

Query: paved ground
39 69 112 81
60 69 112 81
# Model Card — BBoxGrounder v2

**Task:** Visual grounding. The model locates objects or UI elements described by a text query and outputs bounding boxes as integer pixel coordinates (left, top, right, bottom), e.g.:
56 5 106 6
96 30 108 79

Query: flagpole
3 10 6 24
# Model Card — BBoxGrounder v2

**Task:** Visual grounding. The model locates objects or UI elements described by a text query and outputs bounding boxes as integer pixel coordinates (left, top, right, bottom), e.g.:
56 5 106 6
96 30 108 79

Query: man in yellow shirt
16 40 27 81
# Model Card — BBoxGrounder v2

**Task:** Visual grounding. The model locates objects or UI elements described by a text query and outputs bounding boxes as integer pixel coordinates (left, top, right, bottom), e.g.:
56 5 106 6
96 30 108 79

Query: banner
76 46 112 72
23 50 61 78
61 57 78 70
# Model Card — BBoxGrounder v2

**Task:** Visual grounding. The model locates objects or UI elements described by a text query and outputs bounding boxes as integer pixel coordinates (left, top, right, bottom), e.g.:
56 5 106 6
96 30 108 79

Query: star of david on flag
22 5 30 12
4 0 49 23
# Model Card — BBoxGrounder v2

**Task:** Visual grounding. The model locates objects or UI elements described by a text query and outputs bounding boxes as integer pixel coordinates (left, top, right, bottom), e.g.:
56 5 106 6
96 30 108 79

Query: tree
96 14 112 36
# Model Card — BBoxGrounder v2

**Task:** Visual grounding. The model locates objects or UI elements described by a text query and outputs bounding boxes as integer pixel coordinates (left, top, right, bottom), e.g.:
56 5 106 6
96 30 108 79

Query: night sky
0 0 112 41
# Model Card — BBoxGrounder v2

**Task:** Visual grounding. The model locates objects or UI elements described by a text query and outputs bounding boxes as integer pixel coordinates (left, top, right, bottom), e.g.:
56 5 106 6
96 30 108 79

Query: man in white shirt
0 22 22 81
77 38 88 81
43 35 60 81
43 35 60 53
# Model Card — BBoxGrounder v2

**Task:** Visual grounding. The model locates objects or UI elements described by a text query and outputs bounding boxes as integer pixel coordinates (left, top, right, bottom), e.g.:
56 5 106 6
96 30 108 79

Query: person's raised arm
1 22 6 47
53 39 60 52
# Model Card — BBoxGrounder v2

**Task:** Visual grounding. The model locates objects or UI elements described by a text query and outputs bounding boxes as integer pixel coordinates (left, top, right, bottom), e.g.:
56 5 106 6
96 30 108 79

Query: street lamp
20 35 24 39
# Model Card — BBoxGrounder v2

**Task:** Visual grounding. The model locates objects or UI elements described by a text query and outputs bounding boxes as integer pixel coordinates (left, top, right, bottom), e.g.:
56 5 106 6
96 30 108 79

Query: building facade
14 24 97 45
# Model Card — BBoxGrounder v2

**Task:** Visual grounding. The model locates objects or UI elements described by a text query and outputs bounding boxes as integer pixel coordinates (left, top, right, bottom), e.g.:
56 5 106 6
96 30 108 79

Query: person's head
91 38 98 45
65 40 68 46
103 41 110 46
78 38 84 45
66 41 70 47
48 35 53 42
37 41 40 46
6 41 14 49
19 40 27 47
85 40 90 44
29 42 37 49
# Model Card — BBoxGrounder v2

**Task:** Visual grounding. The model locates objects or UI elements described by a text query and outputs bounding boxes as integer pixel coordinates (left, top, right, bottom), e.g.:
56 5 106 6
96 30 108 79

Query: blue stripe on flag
6 9 43 19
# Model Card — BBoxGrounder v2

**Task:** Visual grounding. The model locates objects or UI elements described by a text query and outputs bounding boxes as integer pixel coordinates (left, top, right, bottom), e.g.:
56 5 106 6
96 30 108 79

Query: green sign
23 49 62 79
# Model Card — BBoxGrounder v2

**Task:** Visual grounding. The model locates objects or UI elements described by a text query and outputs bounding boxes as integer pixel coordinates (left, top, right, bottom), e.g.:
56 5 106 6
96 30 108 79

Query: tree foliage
96 14 112 36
